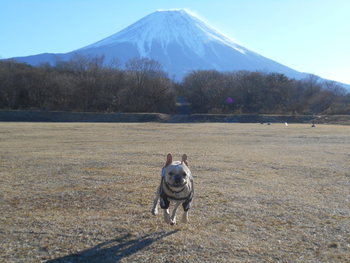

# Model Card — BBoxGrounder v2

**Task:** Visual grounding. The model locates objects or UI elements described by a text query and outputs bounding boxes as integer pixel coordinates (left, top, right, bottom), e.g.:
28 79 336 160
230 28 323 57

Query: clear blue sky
1 0 349 84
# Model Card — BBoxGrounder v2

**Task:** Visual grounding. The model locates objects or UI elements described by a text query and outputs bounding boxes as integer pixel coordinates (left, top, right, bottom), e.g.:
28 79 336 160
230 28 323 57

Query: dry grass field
0 122 349 263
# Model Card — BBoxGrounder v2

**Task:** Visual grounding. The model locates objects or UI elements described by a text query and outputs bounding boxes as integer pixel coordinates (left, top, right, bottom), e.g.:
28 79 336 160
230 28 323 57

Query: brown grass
0 122 349 262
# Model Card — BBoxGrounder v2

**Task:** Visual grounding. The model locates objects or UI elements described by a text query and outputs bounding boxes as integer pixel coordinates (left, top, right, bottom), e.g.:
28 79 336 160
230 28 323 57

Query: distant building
176 96 191 115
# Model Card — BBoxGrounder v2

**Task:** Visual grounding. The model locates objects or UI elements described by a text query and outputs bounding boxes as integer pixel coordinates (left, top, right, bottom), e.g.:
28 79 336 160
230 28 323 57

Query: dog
151 153 194 225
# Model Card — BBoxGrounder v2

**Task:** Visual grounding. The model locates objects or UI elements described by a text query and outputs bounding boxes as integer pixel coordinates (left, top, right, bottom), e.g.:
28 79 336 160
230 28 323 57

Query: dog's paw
165 218 172 225
151 208 158 216
164 214 172 224
170 218 177 225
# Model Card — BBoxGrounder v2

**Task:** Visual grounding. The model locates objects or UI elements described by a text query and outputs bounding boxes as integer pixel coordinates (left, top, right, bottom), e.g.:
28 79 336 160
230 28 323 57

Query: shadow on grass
47 230 179 263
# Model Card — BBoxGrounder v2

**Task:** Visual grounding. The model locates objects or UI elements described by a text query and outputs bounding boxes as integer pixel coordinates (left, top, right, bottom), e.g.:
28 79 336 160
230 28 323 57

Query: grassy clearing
0 122 349 262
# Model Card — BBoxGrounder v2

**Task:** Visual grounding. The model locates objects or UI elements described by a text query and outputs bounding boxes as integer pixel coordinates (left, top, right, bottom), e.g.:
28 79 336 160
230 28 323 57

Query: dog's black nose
174 174 182 184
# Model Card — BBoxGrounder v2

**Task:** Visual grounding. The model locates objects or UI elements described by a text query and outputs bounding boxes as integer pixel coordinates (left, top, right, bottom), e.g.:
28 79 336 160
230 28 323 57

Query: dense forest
0 55 349 114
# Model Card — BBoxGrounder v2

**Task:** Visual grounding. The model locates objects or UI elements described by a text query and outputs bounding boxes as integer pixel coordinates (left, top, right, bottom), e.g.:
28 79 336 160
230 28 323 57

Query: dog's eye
182 172 187 177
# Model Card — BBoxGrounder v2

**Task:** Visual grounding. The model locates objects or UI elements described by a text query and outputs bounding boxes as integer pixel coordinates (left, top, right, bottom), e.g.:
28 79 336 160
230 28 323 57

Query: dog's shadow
47 230 179 263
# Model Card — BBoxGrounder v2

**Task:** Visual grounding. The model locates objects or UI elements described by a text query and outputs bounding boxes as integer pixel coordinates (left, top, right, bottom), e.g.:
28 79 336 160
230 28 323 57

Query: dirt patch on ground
0 123 349 262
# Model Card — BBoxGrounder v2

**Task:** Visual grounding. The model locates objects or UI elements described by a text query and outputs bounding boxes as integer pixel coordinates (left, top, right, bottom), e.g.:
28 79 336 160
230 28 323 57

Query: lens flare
227 97 233 104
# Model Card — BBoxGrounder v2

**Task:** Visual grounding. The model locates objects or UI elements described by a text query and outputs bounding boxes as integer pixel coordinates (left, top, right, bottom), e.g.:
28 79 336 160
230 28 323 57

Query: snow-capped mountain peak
82 9 246 57
73 9 305 79
10 8 349 89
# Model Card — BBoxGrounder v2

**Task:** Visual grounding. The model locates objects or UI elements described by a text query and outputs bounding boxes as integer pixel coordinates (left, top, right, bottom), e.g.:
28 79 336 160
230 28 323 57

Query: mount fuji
8 9 348 88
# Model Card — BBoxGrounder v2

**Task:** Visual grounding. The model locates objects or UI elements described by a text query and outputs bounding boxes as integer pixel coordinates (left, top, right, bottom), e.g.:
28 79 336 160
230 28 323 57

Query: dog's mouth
170 181 187 188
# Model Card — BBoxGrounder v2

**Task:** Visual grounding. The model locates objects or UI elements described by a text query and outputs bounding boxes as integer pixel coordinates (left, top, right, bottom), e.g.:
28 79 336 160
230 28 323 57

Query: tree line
0 55 349 114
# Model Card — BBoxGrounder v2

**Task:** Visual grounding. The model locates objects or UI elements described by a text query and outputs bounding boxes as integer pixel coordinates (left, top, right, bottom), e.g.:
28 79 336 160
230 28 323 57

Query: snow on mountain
7 9 350 90
74 9 306 80
82 9 246 57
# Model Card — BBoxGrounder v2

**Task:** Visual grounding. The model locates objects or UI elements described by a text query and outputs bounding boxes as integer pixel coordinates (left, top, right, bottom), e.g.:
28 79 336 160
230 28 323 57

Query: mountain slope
8 9 349 89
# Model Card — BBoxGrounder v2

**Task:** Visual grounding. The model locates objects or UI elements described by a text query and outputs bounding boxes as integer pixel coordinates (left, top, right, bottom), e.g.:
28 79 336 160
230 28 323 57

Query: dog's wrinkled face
164 162 191 188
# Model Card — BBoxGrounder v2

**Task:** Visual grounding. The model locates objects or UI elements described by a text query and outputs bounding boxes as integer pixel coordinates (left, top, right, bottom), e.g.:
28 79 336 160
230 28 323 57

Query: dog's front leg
181 210 188 223
163 208 172 224
170 202 182 225
151 186 160 215
151 196 159 215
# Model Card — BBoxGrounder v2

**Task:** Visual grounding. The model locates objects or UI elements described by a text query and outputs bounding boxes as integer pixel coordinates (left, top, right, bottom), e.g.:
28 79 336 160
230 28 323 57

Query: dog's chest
163 183 192 200
170 188 190 200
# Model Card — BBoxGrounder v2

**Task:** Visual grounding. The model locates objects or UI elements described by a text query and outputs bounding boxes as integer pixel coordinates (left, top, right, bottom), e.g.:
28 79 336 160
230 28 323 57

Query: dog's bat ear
164 153 172 167
181 154 189 167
